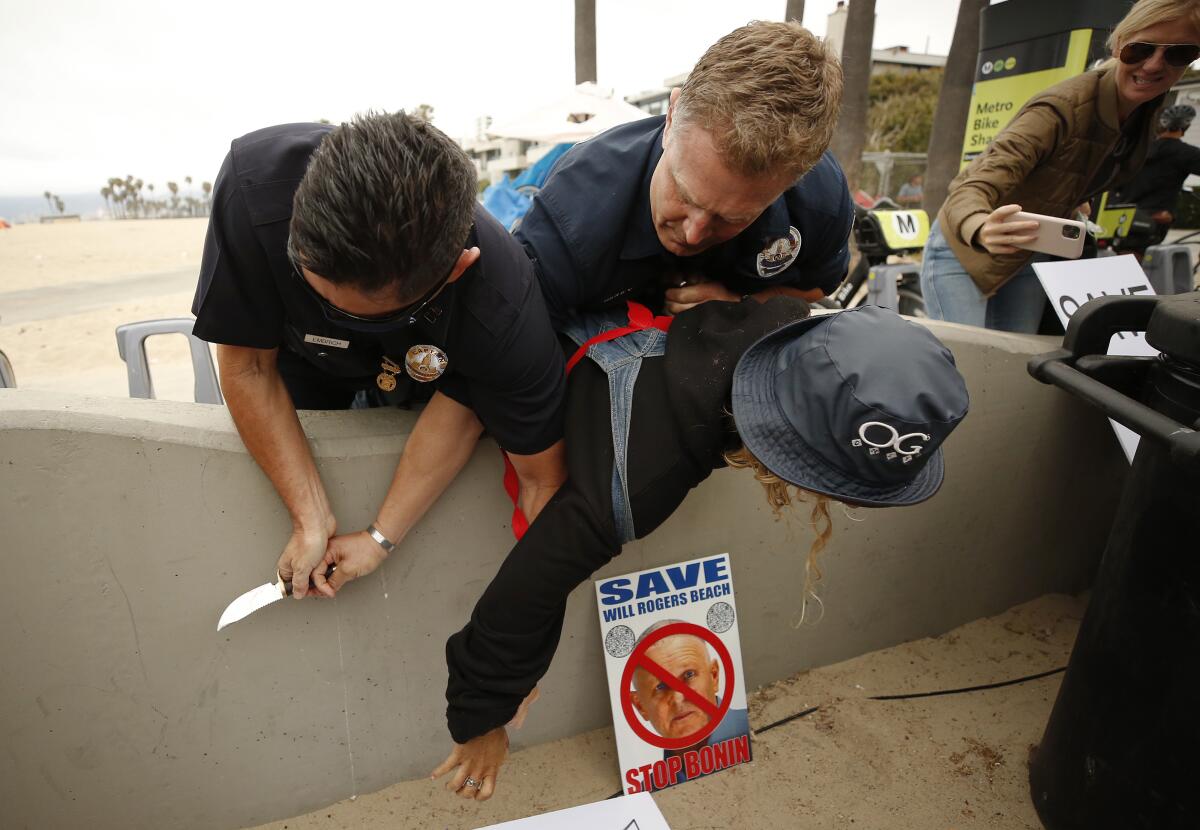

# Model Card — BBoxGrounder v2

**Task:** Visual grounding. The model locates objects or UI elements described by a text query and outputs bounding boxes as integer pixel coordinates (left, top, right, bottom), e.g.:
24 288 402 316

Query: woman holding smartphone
921 0 1200 332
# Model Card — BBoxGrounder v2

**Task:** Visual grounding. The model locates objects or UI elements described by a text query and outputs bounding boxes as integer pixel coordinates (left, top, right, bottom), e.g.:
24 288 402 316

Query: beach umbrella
487 82 651 144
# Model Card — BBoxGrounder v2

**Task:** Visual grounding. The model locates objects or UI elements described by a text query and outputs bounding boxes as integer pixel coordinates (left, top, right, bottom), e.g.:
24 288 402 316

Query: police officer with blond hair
517 20 854 325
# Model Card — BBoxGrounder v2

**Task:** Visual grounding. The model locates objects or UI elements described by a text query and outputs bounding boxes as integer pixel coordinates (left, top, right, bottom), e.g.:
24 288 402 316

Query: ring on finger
463 776 482 790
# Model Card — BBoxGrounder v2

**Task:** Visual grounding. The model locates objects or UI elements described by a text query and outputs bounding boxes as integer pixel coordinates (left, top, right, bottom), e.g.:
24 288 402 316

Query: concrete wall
0 321 1127 830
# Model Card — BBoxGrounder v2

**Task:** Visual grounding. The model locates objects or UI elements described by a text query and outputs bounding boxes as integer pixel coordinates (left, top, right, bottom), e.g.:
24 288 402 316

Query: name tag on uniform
304 334 350 349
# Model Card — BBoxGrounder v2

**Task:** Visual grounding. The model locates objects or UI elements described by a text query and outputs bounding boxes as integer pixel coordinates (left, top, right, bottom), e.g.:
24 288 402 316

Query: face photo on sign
628 631 722 740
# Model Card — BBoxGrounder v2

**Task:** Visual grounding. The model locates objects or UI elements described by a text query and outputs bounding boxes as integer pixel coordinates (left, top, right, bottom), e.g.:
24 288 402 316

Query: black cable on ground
753 705 821 735
604 666 1066 797
867 666 1065 701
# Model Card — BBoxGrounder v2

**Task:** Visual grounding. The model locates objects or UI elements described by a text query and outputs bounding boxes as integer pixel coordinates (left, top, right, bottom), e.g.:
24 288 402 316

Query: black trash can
1027 293 1200 830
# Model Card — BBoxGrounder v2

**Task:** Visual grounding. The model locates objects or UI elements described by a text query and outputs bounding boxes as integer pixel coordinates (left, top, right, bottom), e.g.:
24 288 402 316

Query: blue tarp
481 143 573 231
480 180 531 232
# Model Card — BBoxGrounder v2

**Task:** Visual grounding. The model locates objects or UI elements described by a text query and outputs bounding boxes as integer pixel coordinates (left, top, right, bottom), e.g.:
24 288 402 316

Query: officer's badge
377 356 402 391
756 226 802 278
404 344 448 382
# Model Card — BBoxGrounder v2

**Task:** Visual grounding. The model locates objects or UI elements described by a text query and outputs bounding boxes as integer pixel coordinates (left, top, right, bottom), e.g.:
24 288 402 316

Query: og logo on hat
852 422 931 463
731 305 969 507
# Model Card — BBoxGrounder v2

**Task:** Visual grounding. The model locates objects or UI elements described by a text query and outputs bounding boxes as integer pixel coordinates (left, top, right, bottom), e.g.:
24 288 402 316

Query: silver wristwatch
366 523 396 554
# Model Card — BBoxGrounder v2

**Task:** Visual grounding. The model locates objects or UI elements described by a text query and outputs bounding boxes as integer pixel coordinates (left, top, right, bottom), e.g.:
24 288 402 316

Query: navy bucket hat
731 305 969 507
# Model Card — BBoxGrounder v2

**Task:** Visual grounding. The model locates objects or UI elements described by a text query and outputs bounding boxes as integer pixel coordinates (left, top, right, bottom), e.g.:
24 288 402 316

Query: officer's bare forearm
216 344 336 536
507 439 566 523
372 391 485 546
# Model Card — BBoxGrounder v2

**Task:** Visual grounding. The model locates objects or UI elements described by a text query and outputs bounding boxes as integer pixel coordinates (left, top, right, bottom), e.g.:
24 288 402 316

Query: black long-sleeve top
444 297 810 743
1114 137 1200 213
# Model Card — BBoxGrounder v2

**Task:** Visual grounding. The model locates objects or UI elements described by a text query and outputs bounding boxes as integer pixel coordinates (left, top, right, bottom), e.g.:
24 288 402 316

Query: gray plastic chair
0 348 14 388
115 318 223 404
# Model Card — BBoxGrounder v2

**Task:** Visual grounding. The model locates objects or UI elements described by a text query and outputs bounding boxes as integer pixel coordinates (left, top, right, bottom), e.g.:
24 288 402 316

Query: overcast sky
0 0 963 196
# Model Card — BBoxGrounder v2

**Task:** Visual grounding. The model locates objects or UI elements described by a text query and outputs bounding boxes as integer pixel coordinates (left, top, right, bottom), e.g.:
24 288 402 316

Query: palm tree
575 0 596 84
924 0 988 217
829 0 876 192
201 181 213 216
43 191 53 213
785 0 804 23
100 186 112 216
53 196 64 215
124 174 136 217
110 177 129 220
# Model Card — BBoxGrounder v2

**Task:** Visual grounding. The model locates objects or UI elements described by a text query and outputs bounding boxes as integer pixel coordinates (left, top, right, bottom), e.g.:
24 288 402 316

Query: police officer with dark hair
1115 103 1200 244
192 112 566 597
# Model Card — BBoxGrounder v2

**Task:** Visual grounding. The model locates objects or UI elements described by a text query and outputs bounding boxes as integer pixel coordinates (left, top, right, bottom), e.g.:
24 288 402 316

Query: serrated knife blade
217 566 336 632
217 578 286 631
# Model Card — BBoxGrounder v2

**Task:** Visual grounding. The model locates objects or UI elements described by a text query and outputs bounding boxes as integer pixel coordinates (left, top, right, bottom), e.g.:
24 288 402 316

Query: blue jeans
920 219 1048 333
562 311 668 544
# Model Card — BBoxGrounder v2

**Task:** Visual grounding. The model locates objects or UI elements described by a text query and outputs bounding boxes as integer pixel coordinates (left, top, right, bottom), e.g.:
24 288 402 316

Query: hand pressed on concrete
430 686 540 801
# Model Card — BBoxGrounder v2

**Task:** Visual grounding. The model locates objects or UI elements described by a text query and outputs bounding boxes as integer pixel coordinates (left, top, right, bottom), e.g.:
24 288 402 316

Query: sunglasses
295 258 455 330
287 225 474 330
1119 41 1200 68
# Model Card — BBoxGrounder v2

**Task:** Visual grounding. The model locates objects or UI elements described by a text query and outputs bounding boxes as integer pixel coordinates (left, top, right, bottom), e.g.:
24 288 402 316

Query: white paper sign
594 553 751 796
476 791 670 829
1032 254 1158 462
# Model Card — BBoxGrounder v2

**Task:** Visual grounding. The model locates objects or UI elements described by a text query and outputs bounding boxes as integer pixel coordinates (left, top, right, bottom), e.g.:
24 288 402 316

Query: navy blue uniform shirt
192 122 566 455
515 115 853 327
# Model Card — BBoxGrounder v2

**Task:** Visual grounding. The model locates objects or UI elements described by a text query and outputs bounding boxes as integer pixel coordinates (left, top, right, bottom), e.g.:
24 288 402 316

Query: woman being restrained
430 297 969 800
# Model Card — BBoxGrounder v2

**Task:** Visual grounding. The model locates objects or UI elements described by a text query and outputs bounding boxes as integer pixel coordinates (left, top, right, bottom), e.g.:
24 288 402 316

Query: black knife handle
281 565 337 597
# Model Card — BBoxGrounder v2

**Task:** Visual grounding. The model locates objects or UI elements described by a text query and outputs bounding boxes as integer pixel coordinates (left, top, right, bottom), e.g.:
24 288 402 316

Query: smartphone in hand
1010 210 1086 259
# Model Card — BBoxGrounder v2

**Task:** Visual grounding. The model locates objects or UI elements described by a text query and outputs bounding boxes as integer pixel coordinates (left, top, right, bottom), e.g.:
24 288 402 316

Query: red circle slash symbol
619 621 736 750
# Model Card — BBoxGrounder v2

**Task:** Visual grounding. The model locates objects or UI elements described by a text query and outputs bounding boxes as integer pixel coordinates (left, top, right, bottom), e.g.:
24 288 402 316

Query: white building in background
825 0 946 74
624 72 687 117
461 135 533 184
461 84 647 185
869 45 946 74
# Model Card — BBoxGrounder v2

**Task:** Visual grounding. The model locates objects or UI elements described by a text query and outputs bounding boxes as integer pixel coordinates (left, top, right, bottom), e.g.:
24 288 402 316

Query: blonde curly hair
723 443 836 625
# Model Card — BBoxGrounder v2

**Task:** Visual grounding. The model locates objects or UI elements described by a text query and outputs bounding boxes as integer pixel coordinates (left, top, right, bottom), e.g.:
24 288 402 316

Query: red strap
503 302 672 540
502 451 529 540
565 301 673 375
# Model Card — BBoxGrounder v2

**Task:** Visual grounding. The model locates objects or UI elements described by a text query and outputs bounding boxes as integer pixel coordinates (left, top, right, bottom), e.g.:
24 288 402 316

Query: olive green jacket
938 66 1162 295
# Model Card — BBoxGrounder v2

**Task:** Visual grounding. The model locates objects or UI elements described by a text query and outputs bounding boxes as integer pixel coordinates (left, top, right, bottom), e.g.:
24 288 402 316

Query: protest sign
476 791 670 829
595 553 751 795
1033 254 1159 462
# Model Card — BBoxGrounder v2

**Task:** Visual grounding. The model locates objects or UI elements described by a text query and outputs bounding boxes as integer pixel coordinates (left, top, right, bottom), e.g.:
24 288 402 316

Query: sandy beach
0 218 208 401
247 593 1083 830
2 218 1080 829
